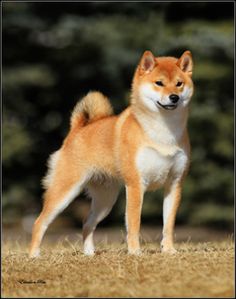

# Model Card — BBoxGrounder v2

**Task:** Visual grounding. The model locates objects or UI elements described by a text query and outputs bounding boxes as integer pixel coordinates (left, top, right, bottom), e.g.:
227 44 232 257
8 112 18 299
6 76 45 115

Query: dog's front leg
161 180 182 254
125 183 144 255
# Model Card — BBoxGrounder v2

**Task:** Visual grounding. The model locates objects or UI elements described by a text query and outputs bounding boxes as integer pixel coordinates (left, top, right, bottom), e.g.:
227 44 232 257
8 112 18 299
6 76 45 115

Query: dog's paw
29 248 40 258
161 246 177 254
83 247 95 256
128 248 142 256
160 238 177 254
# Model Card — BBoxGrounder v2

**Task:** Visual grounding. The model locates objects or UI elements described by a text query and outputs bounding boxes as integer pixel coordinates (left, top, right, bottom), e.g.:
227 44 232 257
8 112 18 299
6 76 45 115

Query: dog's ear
139 51 157 74
177 51 193 75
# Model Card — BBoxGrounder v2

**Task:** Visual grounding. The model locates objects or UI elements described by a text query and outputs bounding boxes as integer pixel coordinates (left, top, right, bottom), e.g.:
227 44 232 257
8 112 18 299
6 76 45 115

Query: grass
2 237 235 298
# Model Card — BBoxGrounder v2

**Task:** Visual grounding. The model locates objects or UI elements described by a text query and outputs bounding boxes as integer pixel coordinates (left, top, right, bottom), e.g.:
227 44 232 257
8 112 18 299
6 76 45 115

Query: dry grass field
2 227 235 298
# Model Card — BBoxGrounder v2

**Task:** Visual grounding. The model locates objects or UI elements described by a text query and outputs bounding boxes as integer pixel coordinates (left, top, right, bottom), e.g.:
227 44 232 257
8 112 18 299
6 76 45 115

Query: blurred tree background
2 2 234 232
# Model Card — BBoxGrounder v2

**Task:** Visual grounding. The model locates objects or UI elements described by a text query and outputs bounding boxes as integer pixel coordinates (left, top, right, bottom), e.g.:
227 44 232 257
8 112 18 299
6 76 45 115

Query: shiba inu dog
29 50 193 257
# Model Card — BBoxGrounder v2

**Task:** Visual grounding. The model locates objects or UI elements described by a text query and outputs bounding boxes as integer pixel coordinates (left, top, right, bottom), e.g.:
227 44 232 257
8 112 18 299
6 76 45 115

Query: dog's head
132 50 194 112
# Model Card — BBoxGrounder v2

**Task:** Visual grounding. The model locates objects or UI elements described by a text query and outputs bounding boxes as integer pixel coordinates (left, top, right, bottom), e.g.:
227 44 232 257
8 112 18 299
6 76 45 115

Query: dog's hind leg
29 174 89 258
83 181 120 255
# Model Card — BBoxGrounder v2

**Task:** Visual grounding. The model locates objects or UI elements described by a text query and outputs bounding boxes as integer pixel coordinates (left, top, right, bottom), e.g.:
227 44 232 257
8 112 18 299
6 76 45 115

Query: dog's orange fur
30 50 193 257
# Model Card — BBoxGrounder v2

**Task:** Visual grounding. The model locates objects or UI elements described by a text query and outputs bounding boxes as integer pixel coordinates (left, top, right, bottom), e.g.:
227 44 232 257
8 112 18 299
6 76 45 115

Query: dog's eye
155 81 164 86
176 81 183 87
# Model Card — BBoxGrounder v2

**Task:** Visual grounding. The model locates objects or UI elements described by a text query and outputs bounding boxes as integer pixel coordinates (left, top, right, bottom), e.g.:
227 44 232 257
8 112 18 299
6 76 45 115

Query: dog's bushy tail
70 91 114 129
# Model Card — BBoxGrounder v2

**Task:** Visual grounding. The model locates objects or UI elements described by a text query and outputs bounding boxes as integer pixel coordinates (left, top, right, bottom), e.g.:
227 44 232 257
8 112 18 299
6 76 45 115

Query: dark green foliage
2 2 234 229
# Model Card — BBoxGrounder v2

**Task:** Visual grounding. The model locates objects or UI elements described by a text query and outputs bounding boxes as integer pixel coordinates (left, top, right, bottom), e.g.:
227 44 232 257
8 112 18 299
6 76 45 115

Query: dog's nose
169 94 179 103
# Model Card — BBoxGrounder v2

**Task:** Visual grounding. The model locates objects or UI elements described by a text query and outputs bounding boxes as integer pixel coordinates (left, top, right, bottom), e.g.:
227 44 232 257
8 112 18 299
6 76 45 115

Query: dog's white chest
136 146 188 190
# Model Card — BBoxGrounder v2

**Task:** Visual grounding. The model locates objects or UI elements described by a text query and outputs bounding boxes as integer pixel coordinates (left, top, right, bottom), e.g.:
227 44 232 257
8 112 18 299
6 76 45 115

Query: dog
29 50 193 257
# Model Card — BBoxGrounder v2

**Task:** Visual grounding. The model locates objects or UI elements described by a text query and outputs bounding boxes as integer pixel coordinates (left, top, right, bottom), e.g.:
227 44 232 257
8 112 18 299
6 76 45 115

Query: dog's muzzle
157 101 178 110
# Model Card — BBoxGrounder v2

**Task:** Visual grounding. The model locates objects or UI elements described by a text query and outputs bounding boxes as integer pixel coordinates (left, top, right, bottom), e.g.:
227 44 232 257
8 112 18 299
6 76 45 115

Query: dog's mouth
156 101 177 110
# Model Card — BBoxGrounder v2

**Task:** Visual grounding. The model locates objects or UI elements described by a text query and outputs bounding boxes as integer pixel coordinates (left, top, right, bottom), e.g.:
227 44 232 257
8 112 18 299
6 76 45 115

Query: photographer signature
18 279 46 284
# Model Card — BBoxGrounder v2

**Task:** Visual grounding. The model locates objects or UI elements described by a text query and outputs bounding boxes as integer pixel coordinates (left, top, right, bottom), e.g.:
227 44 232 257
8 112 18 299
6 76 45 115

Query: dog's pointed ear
139 51 157 74
177 51 193 75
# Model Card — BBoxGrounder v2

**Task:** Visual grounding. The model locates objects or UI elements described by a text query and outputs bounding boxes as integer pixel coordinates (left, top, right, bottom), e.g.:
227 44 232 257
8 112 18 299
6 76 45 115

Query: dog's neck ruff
131 103 189 146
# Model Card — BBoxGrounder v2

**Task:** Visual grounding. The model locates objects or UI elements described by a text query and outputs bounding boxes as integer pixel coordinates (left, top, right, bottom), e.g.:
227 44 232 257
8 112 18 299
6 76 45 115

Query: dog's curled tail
70 91 114 129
